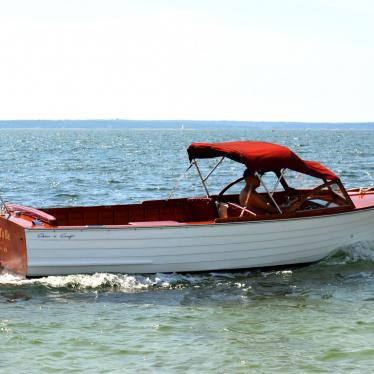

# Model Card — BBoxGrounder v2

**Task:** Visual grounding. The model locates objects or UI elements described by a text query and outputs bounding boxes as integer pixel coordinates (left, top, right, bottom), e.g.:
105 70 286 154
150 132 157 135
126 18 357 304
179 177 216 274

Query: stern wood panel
0 216 27 276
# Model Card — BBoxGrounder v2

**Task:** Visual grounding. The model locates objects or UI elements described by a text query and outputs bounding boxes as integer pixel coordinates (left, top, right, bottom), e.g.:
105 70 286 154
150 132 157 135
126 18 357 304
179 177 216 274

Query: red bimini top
187 141 338 181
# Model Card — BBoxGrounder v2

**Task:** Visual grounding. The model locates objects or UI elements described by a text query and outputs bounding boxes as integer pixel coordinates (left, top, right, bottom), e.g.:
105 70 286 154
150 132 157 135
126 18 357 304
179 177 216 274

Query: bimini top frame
187 141 339 181
185 140 354 213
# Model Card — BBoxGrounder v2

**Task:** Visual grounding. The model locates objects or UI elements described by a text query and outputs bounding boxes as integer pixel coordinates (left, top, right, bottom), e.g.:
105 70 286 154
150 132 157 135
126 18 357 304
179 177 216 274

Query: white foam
0 270 253 291
1 242 372 289
345 241 374 260
330 241 374 264
0 271 25 284
0 271 209 291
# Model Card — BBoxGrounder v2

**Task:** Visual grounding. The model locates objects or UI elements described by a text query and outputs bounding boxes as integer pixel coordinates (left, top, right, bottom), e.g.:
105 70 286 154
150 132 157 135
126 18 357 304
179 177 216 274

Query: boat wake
1 243 373 292
327 241 374 264
0 271 212 292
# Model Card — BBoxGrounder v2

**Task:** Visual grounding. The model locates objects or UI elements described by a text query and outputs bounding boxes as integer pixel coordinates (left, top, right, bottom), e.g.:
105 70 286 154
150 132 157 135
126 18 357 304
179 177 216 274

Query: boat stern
0 216 27 277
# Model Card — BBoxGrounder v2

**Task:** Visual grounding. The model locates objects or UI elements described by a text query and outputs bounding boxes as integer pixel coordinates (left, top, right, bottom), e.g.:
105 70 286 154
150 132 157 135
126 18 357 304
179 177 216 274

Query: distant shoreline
0 119 373 130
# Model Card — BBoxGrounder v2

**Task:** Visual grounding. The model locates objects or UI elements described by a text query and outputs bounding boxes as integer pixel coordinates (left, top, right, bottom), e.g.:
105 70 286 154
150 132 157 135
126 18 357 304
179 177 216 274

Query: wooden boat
1 141 373 277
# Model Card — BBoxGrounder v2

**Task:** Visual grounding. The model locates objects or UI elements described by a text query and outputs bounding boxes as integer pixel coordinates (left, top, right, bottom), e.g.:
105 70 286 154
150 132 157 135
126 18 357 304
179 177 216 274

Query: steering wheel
217 176 245 201
216 176 259 217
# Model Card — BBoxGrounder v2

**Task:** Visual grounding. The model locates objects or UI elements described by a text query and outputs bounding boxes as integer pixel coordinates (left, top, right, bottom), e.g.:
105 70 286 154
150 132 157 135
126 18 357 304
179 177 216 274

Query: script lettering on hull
37 232 76 240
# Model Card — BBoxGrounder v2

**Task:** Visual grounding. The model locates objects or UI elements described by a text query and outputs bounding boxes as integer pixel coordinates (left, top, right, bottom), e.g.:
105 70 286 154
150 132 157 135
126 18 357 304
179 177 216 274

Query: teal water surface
0 127 373 373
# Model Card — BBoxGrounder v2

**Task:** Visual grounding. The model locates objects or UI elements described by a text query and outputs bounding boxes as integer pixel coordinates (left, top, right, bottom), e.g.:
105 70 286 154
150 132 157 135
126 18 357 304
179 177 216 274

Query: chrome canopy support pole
203 156 225 183
270 169 286 197
193 159 210 197
256 172 283 214
240 186 252 218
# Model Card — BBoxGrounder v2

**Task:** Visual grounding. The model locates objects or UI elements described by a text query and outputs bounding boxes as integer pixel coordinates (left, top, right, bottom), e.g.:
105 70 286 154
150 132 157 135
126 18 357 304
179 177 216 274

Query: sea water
0 126 373 373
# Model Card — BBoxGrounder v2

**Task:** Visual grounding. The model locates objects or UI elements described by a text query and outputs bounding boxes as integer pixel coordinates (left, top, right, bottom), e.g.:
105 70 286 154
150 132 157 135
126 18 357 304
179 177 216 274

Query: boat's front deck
348 188 374 209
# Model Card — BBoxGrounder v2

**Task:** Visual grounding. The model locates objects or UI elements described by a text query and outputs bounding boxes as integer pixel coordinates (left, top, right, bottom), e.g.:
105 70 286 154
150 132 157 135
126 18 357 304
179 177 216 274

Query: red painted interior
41 197 218 226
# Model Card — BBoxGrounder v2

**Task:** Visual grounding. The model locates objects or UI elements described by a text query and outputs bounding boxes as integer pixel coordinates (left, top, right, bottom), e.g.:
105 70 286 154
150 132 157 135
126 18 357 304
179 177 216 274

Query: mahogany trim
7 204 58 226
0 216 27 276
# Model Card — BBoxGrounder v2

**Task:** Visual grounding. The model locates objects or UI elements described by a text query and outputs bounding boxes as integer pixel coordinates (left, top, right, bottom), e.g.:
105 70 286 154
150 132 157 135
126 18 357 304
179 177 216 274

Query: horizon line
0 119 373 124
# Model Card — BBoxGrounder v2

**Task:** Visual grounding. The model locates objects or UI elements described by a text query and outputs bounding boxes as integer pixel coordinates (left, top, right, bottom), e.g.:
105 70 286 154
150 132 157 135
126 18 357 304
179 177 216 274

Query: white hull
25 207 374 276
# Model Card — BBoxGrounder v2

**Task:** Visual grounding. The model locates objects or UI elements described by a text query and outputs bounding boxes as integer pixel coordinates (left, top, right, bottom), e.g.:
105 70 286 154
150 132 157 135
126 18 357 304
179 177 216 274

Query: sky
0 0 373 122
